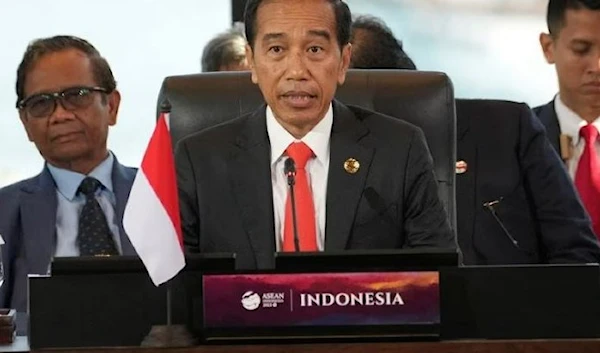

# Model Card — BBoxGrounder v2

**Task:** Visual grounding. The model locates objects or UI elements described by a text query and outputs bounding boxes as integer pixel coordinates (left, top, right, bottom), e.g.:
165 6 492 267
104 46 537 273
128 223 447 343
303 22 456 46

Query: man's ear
246 44 258 84
540 32 556 64
337 43 352 85
106 90 121 126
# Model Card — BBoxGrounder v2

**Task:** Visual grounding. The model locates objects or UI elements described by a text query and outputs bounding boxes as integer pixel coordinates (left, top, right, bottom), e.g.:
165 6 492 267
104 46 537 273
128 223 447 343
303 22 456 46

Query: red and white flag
123 111 185 286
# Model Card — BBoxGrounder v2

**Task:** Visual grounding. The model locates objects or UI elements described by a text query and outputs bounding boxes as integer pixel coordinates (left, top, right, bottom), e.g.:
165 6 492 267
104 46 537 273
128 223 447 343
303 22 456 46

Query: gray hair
201 24 247 72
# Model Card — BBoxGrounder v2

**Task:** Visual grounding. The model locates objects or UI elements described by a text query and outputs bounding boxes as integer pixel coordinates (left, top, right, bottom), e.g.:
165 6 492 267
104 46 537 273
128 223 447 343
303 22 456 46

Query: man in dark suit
0 36 138 312
350 15 600 264
535 0 600 236
176 0 456 270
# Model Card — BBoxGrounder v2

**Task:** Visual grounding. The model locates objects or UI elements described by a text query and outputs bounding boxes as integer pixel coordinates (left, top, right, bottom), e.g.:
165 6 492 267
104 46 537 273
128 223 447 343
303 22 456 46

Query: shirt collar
47 152 115 201
266 103 333 166
555 94 600 145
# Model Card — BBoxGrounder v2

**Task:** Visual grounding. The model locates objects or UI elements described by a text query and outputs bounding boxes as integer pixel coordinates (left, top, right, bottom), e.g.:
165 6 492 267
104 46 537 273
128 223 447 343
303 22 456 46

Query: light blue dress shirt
47 153 122 257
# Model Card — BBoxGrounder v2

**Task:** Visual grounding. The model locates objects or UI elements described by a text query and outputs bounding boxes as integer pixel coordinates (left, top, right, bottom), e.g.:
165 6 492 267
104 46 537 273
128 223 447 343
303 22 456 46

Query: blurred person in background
350 15 600 265
536 0 600 237
201 22 250 72
350 15 415 70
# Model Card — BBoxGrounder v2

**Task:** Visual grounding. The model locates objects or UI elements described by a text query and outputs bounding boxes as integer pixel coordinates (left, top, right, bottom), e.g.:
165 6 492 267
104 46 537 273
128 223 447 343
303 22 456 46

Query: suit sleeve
518 104 600 263
0 188 17 308
403 128 457 250
174 140 201 253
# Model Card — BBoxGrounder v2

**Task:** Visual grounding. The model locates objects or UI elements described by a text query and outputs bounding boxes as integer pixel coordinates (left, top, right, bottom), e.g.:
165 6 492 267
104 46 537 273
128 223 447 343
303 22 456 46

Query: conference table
15 258 600 352
4 336 600 353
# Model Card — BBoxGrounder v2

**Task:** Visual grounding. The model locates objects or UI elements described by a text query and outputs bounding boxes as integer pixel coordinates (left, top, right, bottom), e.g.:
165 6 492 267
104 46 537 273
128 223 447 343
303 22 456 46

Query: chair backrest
157 69 456 230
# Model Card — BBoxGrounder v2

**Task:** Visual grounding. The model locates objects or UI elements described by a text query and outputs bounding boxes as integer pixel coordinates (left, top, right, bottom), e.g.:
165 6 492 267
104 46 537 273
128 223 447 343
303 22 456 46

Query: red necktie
575 124 600 237
282 142 318 252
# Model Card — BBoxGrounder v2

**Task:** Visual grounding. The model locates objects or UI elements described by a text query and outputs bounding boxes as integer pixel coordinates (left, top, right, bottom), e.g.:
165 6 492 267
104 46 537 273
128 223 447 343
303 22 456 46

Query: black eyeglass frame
16 86 110 117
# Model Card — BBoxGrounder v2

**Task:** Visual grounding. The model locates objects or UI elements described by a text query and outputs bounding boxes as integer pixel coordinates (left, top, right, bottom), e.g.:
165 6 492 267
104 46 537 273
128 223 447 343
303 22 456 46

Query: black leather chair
156 69 456 231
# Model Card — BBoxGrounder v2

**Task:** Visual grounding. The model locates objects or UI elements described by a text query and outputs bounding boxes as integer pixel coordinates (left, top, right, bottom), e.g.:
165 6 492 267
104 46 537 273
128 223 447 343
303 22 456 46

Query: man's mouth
51 131 82 142
281 91 317 107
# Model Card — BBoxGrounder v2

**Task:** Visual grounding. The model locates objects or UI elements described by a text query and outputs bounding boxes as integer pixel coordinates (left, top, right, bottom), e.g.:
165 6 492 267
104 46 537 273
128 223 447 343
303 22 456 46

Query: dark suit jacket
456 99 600 264
533 100 561 155
176 100 456 269
0 159 138 312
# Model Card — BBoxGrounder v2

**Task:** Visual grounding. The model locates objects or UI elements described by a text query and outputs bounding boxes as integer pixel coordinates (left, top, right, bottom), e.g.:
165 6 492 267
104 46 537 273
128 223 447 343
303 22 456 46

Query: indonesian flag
123 111 185 286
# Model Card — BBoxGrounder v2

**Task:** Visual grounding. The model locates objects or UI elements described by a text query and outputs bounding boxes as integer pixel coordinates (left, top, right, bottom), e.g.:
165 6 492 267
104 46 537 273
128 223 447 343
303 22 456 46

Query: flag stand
128 98 192 346
166 284 173 327
141 281 195 347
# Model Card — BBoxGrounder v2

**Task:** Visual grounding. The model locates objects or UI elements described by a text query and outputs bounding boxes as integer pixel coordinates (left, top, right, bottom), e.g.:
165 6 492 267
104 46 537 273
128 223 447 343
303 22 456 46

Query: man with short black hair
177 0 456 270
0 35 138 312
536 0 600 237
350 15 600 265
350 15 416 70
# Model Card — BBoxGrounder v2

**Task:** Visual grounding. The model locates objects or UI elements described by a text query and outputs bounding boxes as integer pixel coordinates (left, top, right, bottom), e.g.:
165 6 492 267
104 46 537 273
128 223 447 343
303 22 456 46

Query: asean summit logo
241 291 285 310
241 291 261 311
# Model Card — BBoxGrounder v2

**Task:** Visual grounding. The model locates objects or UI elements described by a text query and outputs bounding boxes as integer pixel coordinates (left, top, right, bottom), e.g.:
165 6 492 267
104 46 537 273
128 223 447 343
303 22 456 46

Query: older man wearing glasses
0 35 138 314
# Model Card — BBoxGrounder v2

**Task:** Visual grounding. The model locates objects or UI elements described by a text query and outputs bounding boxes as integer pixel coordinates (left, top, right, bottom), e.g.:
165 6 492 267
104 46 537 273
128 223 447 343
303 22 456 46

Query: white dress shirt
555 95 600 179
266 104 333 251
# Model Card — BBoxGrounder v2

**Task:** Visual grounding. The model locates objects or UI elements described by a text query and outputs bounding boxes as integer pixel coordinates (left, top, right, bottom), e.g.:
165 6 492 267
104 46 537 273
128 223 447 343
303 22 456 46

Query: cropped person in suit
350 15 600 265
201 22 250 72
176 0 456 270
535 0 600 236
0 36 138 312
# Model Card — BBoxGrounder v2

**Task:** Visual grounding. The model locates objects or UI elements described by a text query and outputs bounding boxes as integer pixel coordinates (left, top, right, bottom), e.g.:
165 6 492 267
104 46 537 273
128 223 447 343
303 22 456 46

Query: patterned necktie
575 124 600 237
282 142 318 252
77 177 119 256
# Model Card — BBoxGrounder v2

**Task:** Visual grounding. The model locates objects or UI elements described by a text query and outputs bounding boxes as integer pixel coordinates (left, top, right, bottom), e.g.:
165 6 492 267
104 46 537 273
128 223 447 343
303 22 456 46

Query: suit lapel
112 159 137 256
325 101 373 251
20 168 57 274
535 100 561 155
228 107 275 267
455 100 478 263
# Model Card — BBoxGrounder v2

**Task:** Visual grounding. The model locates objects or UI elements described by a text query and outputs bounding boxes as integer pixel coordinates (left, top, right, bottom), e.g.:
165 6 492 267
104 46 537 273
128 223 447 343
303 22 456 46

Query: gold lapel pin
344 158 360 174
559 134 573 162
455 160 468 174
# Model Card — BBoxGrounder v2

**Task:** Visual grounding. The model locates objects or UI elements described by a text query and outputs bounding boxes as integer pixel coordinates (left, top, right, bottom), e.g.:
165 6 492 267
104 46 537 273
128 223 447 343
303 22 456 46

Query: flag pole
166 282 173 327
160 99 175 332
140 100 181 346
132 97 191 346
158 100 194 346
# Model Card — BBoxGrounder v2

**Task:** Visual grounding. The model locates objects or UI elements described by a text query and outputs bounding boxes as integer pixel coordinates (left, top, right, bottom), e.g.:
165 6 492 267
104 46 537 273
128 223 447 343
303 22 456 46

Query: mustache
586 73 600 82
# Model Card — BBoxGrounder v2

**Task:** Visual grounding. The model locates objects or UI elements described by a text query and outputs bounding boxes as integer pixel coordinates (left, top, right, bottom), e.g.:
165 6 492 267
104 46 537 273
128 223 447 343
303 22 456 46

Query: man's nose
589 51 600 74
49 99 76 124
286 51 309 80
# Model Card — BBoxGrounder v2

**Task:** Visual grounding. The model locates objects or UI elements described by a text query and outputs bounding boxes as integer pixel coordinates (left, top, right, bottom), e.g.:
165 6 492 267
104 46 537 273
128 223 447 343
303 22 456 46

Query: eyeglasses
17 86 109 118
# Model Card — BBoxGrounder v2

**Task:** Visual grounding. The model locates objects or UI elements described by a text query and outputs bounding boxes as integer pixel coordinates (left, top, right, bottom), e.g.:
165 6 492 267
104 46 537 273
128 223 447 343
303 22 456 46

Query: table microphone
284 158 300 252
483 198 521 250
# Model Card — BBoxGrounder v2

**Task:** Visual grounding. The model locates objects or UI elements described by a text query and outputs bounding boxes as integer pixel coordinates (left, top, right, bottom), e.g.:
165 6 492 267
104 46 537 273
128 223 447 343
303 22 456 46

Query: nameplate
202 271 439 329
